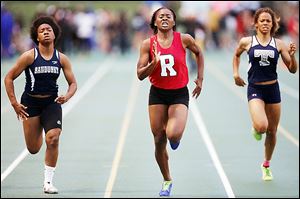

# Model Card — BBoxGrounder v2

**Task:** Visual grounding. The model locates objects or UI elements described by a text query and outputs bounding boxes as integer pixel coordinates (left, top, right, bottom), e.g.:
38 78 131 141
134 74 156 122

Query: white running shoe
43 182 58 194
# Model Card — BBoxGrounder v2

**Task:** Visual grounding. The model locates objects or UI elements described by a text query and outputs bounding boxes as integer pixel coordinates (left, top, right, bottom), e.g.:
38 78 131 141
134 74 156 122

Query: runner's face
256 12 272 35
155 9 175 31
37 23 55 44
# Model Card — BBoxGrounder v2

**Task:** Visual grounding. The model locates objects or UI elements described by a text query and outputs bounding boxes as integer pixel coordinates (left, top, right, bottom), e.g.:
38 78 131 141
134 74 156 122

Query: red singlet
149 31 189 89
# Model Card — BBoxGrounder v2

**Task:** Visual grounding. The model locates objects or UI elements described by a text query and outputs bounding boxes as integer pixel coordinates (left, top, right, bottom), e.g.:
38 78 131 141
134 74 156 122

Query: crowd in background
1 1 299 60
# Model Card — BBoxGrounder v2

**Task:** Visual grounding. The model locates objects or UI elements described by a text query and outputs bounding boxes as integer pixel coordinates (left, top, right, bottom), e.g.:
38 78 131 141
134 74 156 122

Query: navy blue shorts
149 85 189 108
21 92 62 133
247 81 281 104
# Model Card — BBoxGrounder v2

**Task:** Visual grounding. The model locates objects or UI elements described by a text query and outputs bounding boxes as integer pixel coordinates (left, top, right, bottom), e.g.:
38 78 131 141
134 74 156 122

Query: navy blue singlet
24 48 61 95
247 35 280 84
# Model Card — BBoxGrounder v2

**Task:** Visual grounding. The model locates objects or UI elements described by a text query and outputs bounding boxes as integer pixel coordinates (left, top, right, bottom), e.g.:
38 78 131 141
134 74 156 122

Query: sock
263 160 270 168
44 165 55 185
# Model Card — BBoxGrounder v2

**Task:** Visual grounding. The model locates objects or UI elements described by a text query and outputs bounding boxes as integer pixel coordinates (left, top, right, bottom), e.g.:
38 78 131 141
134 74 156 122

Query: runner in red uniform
136 7 204 197
149 31 189 89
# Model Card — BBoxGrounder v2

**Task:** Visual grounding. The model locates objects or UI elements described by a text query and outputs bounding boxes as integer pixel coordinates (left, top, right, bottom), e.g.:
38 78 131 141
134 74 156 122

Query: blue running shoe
159 181 172 197
169 141 180 150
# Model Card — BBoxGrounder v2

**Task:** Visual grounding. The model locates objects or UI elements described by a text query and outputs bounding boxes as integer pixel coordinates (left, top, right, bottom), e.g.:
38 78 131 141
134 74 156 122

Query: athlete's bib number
160 54 177 76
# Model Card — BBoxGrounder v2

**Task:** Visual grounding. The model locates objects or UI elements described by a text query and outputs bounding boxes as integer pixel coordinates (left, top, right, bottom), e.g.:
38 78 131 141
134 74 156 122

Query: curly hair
30 15 61 46
150 7 176 34
253 7 280 36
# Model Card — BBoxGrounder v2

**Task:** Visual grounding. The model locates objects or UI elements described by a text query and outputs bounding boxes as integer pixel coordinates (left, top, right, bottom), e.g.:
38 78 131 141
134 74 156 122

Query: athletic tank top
24 48 61 95
247 35 279 84
149 31 188 89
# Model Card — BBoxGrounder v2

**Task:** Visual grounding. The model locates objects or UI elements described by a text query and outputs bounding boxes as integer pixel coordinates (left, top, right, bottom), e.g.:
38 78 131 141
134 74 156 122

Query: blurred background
1 2 299 198
1 1 299 60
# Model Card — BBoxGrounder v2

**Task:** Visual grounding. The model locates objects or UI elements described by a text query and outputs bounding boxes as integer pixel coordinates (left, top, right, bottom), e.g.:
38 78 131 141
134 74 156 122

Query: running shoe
252 128 262 141
159 180 172 197
43 182 58 194
169 141 180 150
261 164 273 181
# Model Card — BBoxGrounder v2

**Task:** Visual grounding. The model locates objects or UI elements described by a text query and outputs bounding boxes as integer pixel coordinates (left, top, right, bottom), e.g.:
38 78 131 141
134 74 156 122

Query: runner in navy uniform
233 7 297 181
4 16 77 194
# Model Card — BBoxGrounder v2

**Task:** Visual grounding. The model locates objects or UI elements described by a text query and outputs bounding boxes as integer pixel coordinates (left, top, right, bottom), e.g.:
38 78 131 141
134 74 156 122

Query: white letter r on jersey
160 54 177 76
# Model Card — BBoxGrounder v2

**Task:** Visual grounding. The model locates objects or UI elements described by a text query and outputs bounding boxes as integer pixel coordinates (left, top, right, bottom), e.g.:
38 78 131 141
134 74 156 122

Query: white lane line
207 64 299 147
1 59 113 183
1 149 29 182
62 62 111 117
190 98 235 198
278 125 299 147
104 74 140 198
279 80 299 100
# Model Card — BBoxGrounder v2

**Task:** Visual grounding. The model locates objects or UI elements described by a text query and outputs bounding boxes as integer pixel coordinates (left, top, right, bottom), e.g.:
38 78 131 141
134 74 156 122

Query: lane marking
1 149 29 182
279 81 299 100
104 74 140 198
190 98 235 198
